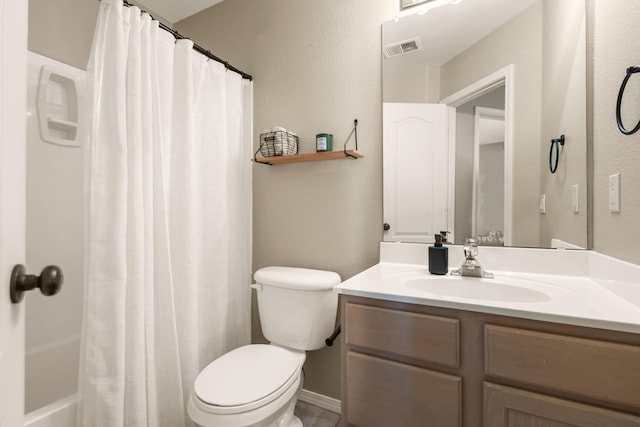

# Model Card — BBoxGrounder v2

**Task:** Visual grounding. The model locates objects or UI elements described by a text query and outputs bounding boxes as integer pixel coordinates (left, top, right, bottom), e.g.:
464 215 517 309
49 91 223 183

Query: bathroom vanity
337 243 640 427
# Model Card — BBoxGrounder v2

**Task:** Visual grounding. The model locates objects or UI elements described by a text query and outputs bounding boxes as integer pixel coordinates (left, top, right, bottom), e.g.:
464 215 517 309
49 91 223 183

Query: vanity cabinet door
484 383 640 427
346 351 461 427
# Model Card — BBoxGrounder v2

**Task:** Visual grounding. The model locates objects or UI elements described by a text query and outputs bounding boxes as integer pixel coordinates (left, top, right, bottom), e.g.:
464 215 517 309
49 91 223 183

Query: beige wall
28 0 99 69
591 1 640 265
440 2 543 247
28 0 168 70
177 0 397 399
539 0 588 249
383 65 440 103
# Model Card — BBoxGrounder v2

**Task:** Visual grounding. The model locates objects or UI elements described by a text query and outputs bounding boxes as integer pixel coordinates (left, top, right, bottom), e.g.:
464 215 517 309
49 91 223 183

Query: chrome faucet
451 238 494 278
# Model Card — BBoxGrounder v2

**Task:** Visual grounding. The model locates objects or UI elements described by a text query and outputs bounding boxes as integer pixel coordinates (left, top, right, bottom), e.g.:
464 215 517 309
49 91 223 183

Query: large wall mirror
382 0 588 249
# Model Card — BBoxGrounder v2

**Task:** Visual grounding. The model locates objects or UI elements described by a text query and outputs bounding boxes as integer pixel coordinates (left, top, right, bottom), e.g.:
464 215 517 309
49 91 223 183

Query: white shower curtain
78 1 252 425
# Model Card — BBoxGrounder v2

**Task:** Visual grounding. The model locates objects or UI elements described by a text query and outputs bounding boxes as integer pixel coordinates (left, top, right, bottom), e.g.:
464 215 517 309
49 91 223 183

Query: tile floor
294 400 341 427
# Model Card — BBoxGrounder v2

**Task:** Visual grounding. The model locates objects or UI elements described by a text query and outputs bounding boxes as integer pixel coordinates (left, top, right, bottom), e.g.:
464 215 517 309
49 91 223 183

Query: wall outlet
609 173 621 213
539 194 546 214
571 184 579 213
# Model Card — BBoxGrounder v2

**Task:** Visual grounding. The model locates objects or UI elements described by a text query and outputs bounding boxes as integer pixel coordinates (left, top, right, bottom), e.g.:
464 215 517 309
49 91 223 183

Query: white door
383 103 453 243
0 0 28 425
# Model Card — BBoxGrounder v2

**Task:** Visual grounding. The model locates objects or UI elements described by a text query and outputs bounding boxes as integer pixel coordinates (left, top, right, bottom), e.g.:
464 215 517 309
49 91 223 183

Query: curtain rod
113 0 253 81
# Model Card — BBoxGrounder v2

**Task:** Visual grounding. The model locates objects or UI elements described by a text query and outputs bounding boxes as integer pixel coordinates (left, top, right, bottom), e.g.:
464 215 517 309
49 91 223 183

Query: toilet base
256 414 301 427
286 415 303 427
269 398 302 427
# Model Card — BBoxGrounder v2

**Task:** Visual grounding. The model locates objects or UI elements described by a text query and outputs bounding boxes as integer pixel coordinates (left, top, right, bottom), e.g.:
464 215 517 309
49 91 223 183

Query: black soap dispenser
429 234 448 275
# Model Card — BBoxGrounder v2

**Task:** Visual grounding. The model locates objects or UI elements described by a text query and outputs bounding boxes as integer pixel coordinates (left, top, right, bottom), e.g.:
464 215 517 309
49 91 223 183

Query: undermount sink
393 271 556 303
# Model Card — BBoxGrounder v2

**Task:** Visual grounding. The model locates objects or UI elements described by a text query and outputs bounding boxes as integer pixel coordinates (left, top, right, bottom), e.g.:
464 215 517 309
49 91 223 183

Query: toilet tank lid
254 266 341 290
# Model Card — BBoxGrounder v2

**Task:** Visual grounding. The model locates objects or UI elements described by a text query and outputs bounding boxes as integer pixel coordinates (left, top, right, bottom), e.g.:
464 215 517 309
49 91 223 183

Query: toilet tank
253 266 341 351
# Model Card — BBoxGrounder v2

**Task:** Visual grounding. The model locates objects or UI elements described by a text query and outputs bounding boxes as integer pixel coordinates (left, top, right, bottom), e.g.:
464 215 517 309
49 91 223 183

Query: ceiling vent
383 38 422 58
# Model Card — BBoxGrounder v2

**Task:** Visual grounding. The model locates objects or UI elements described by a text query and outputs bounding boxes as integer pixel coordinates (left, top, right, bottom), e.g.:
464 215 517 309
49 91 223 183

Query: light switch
539 194 546 214
609 173 621 213
571 184 579 213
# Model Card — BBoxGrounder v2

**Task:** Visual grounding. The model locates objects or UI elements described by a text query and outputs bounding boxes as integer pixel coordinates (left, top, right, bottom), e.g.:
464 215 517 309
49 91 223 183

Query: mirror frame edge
585 0 595 250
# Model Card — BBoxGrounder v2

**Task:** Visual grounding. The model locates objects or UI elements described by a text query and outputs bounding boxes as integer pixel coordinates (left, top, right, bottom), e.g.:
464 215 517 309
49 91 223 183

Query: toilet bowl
188 266 341 427
187 344 305 427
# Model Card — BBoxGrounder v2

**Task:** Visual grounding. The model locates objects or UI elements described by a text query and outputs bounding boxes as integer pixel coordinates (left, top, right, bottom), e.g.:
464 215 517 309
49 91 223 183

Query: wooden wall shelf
253 150 364 165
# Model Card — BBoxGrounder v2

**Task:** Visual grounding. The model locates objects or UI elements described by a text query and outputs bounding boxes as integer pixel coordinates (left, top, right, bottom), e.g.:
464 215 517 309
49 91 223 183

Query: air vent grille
383 38 422 58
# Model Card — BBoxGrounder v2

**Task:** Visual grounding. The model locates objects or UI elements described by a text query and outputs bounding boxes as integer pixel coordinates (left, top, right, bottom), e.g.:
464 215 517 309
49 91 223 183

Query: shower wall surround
25 51 86 414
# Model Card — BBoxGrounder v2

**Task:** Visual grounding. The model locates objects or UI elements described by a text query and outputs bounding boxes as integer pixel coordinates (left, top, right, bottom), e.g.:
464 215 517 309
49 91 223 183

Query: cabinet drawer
345 303 459 368
485 324 640 408
346 351 461 427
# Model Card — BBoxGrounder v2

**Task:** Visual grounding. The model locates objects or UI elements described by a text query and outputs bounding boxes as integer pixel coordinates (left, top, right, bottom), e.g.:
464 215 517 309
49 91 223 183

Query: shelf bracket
253 146 273 165
343 119 358 159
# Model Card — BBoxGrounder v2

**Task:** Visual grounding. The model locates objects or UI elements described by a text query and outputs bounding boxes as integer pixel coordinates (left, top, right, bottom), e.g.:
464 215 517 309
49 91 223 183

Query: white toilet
187 266 341 427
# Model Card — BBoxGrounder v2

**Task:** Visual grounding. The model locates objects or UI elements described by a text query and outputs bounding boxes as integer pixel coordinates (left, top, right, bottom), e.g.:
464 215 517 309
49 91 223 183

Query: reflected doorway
441 65 513 246
473 107 505 246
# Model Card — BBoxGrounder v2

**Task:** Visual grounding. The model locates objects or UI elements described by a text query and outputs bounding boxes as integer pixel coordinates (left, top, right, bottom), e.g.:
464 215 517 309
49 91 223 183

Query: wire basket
259 130 299 157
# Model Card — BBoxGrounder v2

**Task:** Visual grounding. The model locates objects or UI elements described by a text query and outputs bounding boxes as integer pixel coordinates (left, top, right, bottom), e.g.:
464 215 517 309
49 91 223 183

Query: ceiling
383 0 538 72
136 0 224 23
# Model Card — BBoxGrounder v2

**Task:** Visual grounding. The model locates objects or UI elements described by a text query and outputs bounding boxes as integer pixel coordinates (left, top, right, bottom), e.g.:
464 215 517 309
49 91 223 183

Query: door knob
10 264 63 304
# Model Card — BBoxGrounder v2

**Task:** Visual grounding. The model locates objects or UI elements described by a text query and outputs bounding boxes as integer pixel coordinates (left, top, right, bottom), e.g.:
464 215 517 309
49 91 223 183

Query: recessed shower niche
36 64 81 147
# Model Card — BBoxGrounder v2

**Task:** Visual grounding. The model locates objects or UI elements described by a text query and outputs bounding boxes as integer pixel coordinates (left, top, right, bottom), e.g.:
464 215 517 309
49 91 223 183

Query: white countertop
335 243 640 334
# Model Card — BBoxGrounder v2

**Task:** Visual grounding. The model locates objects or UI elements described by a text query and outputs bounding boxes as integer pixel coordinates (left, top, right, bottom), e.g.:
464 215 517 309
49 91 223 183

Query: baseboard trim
299 389 341 414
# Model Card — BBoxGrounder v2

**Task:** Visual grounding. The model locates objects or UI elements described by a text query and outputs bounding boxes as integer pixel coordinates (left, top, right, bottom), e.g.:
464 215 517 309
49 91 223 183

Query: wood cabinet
340 295 640 427
343 302 462 426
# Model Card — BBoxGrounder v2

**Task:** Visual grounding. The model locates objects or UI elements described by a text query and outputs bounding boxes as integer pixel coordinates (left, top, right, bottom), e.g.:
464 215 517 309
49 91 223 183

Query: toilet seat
192 344 301 415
